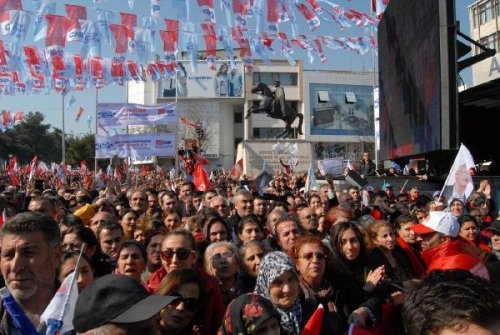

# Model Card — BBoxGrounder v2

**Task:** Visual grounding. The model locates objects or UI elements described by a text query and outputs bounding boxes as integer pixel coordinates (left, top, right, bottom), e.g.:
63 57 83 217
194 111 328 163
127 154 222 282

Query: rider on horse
271 80 288 117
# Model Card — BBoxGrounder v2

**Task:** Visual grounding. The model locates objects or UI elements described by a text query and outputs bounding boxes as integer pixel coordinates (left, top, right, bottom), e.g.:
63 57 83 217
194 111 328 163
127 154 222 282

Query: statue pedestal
240 139 313 177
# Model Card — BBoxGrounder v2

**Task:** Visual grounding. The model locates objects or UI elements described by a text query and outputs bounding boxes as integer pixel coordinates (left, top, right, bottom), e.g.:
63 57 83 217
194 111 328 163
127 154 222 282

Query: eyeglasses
299 252 327 261
211 251 234 263
161 248 192 261
170 296 199 312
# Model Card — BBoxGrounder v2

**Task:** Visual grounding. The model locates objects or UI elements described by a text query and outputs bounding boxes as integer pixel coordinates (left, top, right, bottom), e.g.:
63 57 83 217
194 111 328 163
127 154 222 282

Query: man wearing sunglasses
145 230 224 335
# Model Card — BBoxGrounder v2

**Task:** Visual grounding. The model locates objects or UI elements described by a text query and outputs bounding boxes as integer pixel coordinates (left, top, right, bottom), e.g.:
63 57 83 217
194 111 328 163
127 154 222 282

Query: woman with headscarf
254 251 302 335
218 293 281 335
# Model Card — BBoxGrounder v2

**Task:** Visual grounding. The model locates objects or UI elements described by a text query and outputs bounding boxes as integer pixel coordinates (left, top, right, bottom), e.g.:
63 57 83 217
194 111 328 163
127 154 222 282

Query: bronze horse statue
245 82 304 139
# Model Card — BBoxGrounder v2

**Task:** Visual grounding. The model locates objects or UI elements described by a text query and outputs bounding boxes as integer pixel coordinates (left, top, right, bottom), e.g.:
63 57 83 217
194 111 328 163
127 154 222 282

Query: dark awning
460 77 500 109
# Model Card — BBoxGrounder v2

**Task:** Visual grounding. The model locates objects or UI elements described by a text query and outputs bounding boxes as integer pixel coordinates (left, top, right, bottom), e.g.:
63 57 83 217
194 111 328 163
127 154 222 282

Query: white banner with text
95 133 176 158
97 102 177 127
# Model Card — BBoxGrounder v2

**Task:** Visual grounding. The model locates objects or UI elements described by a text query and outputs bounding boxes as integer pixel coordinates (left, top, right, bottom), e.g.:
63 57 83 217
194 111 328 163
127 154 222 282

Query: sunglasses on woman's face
160 248 192 261
170 295 199 312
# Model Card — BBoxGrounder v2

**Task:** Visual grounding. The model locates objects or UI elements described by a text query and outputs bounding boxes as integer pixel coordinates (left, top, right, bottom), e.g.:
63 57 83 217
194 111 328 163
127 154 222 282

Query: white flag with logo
440 144 475 204
41 271 79 334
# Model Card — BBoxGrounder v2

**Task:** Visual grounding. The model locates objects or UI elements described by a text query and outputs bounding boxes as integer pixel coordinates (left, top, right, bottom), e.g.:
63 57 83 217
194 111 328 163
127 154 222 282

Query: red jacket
421 240 490 280
146 267 225 335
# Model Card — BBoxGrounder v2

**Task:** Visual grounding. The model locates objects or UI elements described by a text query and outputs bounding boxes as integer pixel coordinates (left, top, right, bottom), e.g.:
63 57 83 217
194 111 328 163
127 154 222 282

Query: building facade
127 59 375 170
469 0 500 86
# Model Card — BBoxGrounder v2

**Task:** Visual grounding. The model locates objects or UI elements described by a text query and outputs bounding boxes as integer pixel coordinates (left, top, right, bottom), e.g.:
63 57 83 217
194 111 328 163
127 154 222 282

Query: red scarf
396 236 426 277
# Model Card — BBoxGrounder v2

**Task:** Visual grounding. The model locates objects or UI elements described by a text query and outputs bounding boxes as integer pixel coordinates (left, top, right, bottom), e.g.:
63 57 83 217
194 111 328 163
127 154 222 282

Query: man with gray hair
0 212 62 333
225 189 253 242
210 195 229 220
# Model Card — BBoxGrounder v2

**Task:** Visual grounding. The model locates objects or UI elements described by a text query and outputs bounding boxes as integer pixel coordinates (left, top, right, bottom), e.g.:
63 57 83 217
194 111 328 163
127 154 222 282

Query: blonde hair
365 220 393 250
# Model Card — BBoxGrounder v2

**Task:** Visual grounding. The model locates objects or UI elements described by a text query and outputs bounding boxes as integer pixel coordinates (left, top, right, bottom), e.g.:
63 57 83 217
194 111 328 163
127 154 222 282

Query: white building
468 0 500 86
127 58 375 169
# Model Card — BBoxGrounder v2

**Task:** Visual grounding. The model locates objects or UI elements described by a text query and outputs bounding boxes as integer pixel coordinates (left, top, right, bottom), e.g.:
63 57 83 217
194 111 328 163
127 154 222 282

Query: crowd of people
0 156 499 335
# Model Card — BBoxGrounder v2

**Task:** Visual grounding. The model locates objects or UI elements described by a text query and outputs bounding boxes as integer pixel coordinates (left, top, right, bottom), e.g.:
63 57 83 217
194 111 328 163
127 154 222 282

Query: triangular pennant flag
304 162 318 194
301 304 324 335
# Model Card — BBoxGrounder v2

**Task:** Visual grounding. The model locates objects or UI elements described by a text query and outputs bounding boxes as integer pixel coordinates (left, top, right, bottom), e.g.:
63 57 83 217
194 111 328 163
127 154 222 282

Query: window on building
345 92 357 104
472 7 479 28
235 138 242 149
252 72 298 86
477 0 493 25
234 112 243 123
318 91 330 102
479 32 498 50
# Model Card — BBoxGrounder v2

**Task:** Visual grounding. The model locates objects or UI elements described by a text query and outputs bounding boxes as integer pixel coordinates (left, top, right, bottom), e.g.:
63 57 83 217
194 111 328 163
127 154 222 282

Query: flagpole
59 243 85 319
174 51 179 175
95 88 98 176
371 6 378 168
62 92 66 165
46 243 86 334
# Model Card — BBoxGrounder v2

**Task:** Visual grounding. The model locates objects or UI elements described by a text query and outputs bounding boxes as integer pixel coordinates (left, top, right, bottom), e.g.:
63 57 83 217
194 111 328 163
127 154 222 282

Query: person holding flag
439 144 476 205
0 212 62 333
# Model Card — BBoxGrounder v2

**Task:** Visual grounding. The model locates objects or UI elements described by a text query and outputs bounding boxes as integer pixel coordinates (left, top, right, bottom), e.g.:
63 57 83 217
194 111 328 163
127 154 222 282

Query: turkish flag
193 162 211 192
301 304 324 335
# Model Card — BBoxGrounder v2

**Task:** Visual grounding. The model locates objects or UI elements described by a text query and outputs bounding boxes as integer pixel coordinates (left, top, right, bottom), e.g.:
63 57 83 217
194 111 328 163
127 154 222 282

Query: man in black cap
73 274 178 334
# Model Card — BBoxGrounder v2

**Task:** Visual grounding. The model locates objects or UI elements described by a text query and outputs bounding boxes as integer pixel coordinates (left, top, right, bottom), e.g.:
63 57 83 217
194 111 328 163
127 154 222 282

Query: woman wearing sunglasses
289 236 348 334
156 268 206 335
146 230 225 335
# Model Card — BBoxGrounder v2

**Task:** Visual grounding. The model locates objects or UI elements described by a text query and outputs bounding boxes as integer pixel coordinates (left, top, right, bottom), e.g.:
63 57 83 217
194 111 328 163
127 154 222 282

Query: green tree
0 111 62 163
66 134 96 169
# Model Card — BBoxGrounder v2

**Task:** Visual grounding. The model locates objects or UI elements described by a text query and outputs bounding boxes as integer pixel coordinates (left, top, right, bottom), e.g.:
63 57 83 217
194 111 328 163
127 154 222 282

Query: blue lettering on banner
308 19 319 28
188 75 213 80
157 109 174 115
202 8 215 19
236 16 246 26
99 111 114 118
165 54 175 62
96 143 112 149
156 140 172 146
69 31 83 39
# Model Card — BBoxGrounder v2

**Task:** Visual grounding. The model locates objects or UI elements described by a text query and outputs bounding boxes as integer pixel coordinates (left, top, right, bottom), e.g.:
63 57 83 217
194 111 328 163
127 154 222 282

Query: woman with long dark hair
156 268 206 335
62 225 114 277
329 222 385 328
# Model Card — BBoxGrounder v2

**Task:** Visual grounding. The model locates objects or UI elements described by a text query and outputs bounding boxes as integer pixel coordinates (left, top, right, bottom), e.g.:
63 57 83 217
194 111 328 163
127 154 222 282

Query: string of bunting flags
0 0 388 96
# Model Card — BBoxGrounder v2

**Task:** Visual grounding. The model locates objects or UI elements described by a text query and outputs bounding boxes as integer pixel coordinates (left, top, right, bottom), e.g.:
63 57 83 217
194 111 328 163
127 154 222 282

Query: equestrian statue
245 81 304 139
